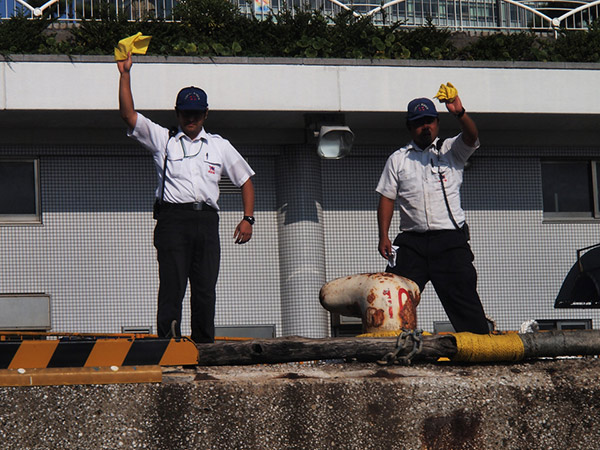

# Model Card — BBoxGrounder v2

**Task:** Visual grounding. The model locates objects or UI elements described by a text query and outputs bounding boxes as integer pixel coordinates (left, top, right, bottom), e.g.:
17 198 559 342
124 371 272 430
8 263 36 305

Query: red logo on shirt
208 165 215 174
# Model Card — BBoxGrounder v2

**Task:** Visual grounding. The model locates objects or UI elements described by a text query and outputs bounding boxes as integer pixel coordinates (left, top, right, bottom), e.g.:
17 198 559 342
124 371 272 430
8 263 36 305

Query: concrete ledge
0 365 162 386
1 359 599 449
4 54 600 70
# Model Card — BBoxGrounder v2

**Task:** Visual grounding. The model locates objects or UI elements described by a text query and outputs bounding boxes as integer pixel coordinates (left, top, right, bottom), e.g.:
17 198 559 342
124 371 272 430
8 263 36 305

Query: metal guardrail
3 0 176 21
242 0 600 31
2 0 599 32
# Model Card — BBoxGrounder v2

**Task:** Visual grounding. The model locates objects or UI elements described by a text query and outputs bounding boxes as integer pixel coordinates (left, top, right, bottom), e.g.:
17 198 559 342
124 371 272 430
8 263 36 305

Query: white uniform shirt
376 134 479 232
129 113 255 210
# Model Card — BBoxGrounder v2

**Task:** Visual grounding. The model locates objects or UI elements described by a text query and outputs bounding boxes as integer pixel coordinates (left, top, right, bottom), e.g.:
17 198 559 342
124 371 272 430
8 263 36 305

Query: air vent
219 177 240 195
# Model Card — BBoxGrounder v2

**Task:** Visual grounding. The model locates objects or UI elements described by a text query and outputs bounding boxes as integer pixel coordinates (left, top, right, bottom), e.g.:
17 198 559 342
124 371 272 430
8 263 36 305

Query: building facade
1 56 599 337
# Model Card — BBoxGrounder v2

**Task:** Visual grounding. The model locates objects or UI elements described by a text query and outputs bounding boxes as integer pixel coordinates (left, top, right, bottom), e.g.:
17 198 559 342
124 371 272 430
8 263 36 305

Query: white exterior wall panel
2 57 600 115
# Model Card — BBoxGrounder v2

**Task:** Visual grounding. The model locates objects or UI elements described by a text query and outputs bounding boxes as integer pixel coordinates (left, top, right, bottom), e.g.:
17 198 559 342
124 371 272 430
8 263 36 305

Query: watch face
244 216 255 225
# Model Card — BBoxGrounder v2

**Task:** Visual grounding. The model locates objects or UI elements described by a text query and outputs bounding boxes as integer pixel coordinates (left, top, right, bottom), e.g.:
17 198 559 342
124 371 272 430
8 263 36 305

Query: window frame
0 158 42 225
541 159 600 223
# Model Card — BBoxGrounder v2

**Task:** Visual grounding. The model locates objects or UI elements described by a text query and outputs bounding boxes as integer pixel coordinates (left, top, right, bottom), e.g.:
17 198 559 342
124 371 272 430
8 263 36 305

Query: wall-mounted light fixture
306 114 354 160
316 125 354 159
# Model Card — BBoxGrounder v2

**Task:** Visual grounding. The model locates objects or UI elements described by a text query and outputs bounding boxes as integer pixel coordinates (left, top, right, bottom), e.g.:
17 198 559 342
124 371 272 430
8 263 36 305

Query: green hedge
2 0 600 62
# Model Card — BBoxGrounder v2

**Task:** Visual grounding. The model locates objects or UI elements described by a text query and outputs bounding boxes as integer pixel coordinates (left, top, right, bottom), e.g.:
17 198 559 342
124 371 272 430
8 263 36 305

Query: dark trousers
386 229 489 334
153 207 220 343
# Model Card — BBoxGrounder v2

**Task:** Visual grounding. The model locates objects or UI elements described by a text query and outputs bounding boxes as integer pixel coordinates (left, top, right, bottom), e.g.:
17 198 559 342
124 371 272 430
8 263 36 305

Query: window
0 159 41 224
541 160 600 220
536 319 592 330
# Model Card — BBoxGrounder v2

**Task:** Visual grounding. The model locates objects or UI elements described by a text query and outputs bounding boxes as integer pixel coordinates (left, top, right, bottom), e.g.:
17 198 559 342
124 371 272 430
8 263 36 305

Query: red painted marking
383 288 395 318
397 288 408 314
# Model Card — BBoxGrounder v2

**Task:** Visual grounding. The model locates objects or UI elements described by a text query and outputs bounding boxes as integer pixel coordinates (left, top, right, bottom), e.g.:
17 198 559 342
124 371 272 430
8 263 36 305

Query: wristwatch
243 215 255 225
455 107 466 118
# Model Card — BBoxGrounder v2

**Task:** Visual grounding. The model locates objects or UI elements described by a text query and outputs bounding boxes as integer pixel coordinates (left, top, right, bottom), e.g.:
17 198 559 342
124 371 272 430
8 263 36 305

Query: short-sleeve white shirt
376 134 479 232
129 113 255 210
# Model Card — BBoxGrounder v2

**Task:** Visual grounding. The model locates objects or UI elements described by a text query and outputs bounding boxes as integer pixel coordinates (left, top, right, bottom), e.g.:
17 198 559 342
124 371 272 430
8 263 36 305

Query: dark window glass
541 162 593 214
0 161 37 215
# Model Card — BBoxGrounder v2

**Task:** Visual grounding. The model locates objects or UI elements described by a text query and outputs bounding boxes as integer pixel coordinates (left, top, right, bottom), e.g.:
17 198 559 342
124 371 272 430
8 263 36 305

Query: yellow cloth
452 332 525 362
114 32 152 61
434 82 458 103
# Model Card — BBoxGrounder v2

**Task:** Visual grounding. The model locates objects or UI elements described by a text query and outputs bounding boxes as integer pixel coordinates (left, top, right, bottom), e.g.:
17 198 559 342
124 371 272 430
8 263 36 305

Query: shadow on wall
42 154 276 214
275 147 323 225
40 149 542 215
322 153 542 212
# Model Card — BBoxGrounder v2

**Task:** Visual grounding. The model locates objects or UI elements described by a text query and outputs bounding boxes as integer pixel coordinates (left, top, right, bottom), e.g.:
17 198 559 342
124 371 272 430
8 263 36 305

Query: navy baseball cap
407 97 438 121
175 86 208 111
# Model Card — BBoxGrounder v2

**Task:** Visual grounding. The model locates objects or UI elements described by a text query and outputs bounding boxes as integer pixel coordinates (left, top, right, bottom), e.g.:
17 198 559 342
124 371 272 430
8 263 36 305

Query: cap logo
414 103 430 112
185 92 201 102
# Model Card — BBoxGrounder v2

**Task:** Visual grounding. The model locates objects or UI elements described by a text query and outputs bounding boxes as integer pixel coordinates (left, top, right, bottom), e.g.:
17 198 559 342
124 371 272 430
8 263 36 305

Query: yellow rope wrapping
357 330 402 338
357 330 432 338
452 332 525 362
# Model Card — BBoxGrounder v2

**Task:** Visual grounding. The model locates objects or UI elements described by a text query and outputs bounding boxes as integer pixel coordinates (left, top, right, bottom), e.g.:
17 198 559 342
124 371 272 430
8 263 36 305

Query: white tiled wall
2 143 600 337
323 146 600 333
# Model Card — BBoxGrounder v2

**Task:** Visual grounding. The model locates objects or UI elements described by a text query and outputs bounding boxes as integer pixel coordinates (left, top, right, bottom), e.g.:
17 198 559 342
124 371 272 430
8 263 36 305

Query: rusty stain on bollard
319 273 421 333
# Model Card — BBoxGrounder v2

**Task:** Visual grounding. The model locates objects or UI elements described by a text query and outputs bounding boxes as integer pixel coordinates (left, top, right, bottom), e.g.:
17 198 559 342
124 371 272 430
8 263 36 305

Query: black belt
403 228 461 236
160 201 217 212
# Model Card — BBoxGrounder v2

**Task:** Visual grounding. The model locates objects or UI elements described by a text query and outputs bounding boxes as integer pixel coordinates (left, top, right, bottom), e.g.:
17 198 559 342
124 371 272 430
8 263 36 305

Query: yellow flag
434 82 458 103
114 32 152 61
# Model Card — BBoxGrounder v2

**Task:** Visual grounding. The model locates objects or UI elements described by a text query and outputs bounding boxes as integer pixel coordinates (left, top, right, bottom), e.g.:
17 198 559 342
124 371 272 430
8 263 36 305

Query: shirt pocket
428 152 450 174
166 144 184 161
162 143 187 181
431 162 458 197
203 158 223 179
430 161 451 177
399 165 418 182
438 154 451 174
397 167 419 196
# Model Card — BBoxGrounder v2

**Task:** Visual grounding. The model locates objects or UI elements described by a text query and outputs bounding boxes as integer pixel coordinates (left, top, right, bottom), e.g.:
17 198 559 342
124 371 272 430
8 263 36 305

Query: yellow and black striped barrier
0 333 198 369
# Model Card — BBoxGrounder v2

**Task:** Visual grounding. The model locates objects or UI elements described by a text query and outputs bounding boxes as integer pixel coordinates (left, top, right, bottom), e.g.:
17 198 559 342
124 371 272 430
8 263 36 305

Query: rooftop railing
3 0 599 32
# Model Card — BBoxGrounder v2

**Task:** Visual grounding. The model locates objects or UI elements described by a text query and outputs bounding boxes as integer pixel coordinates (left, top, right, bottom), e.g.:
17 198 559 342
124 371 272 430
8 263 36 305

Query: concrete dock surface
1 358 599 449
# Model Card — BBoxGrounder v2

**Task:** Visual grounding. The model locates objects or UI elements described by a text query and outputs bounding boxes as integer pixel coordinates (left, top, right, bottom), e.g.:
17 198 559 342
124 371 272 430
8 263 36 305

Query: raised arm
117 53 138 130
377 194 395 259
444 95 478 147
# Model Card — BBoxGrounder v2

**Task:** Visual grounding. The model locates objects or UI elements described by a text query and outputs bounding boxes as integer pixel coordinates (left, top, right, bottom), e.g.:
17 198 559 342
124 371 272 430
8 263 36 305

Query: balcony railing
4 0 176 21
2 0 599 32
